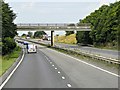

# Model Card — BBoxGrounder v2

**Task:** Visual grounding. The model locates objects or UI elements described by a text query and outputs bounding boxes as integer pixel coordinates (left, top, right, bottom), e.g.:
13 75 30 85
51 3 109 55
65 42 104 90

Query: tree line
21 31 46 39
76 1 120 48
2 1 17 55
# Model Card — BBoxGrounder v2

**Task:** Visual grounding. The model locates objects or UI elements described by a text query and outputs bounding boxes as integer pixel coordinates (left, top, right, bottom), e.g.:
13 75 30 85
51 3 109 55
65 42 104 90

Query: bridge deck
17 23 91 31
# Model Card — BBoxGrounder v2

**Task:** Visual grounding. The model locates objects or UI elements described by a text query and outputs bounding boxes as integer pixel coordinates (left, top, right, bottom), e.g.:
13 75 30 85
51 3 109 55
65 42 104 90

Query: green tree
2 1 17 38
65 24 75 36
65 31 74 36
21 33 27 37
76 1 120 47
33 31 46 38
1 1 17 55
2 37 16 55
28 31 33 37
76 31 93 44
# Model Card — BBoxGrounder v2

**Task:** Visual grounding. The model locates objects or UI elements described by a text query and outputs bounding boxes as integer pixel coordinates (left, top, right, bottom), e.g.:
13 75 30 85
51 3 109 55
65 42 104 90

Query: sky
5 0 117 36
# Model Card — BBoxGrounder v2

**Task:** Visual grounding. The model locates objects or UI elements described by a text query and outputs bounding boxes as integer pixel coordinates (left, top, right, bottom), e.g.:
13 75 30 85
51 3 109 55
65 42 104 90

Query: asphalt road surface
34 40 119 59
3 43 118 88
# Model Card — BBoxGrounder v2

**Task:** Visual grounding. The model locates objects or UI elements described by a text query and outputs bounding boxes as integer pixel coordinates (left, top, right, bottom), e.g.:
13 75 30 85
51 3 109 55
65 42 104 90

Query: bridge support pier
51 31 54 47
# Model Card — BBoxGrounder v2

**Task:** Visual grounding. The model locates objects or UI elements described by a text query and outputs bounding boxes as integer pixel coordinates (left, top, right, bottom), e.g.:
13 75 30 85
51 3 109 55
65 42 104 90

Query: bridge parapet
17 23 91 31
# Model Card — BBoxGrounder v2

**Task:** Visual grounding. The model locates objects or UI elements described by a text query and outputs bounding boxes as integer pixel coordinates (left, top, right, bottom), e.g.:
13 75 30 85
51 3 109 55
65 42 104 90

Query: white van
27 44 37 53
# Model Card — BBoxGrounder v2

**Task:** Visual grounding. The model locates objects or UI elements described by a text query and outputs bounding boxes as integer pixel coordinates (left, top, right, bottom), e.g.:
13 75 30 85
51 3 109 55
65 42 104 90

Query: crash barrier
20 38 120 65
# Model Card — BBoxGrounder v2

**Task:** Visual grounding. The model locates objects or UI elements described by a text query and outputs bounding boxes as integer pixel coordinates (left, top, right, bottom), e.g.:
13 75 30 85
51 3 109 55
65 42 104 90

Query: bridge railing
17 23 91 27
17 23 91 31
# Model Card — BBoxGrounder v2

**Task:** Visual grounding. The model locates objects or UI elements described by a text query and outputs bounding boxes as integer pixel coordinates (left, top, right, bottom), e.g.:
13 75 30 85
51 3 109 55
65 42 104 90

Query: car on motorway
23 41 29 45
27 44 37 53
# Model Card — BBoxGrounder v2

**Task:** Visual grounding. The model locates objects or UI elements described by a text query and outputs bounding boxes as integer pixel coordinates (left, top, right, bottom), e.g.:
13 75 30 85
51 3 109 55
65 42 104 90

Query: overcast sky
5 0 117 36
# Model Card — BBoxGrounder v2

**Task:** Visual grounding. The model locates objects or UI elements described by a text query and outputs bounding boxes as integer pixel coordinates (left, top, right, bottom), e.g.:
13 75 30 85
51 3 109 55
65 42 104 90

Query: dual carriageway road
3 40 119 88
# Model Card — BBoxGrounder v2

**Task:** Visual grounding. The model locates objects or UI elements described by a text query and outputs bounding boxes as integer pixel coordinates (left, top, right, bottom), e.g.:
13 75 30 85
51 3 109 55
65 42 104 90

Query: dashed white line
47 48 120 77
50 62 52 64
62 76 65 80
52 65 54 67
67 84 72 88
55 68 57 70
45 56 49 60
58 71 61 74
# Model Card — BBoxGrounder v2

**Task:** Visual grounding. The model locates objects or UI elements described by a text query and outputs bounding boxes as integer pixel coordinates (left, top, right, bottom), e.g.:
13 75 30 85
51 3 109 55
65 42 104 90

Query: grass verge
0 46 21 76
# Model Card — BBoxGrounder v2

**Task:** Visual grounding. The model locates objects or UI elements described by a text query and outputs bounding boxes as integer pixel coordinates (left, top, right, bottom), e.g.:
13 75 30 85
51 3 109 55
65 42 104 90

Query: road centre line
55 68 57 70
37 42 119 77
58 71 61 74
45 56 49 60
67 84 72 88
62 76 65 80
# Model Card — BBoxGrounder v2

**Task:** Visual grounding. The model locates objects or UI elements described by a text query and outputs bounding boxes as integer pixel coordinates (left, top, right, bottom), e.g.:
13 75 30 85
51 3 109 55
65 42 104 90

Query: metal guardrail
20 38 120 65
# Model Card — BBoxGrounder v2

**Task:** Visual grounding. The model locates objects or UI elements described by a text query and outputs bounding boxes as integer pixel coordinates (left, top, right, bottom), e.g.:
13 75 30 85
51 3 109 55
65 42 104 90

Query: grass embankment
0 46 21 76
54 34 118 50
54 34 77 44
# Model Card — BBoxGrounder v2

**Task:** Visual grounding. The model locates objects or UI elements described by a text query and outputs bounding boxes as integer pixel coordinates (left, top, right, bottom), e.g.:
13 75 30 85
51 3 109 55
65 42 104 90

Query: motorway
3 41 119 88
32 39 119 60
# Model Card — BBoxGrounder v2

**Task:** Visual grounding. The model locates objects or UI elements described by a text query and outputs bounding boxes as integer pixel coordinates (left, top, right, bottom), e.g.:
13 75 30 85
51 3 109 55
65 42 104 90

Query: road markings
67 84 72 88
62 76 65 80
0 50 25 89
58 71 61 74
48 48 120 77
55 68 57 70
50 62 52 64
52 65 54 67
45 56 49 60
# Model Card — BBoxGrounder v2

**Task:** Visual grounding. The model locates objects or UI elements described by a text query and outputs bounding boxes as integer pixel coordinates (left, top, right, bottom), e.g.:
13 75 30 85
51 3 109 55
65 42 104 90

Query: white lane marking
55 68 57 70
62 76 65 80
58 71 61 74
0 50 25 89
48 48 120 77
52 65 54 67
67 84 72 87
50 62 52 64
45 56 49 60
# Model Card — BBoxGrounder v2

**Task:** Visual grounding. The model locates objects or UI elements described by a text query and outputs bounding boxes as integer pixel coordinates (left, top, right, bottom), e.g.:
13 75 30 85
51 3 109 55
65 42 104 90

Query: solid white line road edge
0 50 25 89
47 48 120 77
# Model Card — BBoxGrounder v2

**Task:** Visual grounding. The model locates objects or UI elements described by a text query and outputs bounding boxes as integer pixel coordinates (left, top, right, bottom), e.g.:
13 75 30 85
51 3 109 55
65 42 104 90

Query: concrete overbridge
17 23 91 46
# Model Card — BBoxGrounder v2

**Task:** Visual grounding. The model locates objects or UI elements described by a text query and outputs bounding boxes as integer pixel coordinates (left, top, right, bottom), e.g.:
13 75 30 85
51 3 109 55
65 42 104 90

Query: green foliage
76 31 93 44
2 37 16 55
65 24 75 36
2 2 17 38
76 1 120 47
1 46 21 76
65 31 74 36
1 1 17 55
33 31 46 38
27 31 33 37
21 33 27 37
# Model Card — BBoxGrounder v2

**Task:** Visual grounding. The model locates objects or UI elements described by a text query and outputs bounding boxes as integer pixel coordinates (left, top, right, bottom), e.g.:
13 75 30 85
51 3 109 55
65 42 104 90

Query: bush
2 37 16 55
